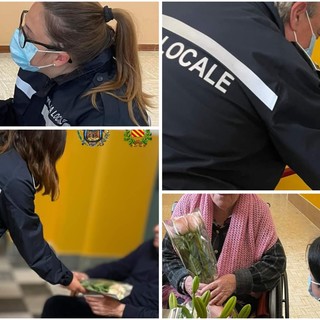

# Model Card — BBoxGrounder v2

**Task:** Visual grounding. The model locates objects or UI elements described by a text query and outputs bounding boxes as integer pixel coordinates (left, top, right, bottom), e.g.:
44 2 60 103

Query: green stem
191 292 195 316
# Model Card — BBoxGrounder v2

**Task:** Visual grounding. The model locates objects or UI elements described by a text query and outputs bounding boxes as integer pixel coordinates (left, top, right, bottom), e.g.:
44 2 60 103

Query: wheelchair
268 271 289 318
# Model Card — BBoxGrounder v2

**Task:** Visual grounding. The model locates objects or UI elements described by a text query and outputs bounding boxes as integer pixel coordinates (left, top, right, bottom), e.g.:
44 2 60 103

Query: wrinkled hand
184 276 211 297
85 295 125 317
65 276 86 296
199 274 236 306
183 276 194 296
73 271 89 282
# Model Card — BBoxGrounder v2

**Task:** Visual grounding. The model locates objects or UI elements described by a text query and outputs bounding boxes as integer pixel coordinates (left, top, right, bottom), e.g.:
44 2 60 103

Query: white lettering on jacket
163 14 278 110
41 97 70 126
163 36 235 94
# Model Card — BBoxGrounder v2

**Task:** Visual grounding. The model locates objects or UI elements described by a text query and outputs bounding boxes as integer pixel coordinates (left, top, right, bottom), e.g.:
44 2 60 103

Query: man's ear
289 2 308 31
53 52 72 67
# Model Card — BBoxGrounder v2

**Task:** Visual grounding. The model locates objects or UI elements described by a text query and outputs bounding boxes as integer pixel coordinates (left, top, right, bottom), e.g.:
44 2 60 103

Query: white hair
274 2 317 23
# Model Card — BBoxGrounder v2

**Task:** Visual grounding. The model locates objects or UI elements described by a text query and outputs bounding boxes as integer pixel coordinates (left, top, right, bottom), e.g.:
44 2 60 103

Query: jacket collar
53 47 114 86
292 41 320 73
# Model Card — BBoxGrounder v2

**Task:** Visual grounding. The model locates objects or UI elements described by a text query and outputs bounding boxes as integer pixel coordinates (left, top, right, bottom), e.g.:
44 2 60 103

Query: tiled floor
0 252 69 318
0 51 159 126
162 193 320 318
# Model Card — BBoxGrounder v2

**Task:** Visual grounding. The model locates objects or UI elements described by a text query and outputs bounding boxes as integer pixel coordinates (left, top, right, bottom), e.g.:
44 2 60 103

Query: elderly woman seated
162 194 286 316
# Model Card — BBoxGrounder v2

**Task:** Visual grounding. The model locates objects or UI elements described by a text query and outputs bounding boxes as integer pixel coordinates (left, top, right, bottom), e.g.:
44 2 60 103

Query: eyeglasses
18 10 64 51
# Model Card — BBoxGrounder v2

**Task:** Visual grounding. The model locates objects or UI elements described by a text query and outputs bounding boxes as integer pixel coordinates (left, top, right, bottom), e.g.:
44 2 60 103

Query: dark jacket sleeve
0 98 17 125
0 168 73 286
162 233 190 291
252 44 320 189
234 239 286 294
85 242 147 280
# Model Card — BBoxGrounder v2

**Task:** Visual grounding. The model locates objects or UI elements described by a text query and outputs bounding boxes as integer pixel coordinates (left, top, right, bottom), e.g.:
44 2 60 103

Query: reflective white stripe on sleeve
41 105 70 127
41 105 58 126
163 14 278 111
15 76 36 99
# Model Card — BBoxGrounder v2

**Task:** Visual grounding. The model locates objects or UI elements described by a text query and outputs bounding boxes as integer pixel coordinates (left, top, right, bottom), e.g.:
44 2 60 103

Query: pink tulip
172 216 189 235
186 211 203 232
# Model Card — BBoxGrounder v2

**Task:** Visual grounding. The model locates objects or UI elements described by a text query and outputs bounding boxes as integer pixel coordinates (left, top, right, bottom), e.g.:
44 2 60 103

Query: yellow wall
0 2 159 46
300 194 320 209
276 174 310 190
312 39 320 66
35 130 158 258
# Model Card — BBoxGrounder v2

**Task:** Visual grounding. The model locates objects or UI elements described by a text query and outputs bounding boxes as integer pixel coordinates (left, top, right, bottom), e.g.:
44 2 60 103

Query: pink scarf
172 194 278 277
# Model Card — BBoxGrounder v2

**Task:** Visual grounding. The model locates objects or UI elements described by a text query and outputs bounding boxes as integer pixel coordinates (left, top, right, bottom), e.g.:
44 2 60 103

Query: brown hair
0 130 67 201
42 2 151 125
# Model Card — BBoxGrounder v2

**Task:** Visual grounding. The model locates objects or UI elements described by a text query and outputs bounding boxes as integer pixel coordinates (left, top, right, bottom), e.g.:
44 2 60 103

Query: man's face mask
308 275 320 301
293 11 317 57
10 28 62 72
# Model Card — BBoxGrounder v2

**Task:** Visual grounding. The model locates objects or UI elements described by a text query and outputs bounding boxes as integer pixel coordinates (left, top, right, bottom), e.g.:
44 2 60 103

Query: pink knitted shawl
172 194 278 277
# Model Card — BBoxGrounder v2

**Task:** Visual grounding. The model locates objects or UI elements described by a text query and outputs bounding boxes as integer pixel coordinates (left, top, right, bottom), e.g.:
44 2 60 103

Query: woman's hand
65 276 86 295
85 295 125 317
199 274 236 306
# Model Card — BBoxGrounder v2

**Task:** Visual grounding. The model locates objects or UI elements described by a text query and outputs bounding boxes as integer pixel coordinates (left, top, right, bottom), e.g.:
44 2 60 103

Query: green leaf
219 296 237 318
181 306 193 318
194 296 207 318
168 292 178 309
192 276 200 294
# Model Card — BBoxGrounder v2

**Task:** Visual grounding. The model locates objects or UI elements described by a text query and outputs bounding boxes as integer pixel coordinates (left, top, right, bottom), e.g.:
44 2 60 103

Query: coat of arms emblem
124 130 152 147
77 130 110 147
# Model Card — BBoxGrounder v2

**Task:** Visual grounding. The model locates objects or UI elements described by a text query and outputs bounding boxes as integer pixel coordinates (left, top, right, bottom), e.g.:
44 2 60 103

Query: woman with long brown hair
7 2 151 126
0 130 85 293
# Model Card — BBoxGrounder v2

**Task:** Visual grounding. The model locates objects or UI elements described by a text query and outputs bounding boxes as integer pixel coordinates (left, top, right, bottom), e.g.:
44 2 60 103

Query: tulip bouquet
168 276 252 318
164 210 217 283
81 279 132 300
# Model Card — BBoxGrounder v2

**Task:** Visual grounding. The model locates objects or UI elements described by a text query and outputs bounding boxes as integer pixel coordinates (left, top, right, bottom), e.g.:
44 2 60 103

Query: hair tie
103 6 114 22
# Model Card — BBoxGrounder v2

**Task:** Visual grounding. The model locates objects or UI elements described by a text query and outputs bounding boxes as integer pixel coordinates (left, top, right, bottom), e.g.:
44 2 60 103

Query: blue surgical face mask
305 11 317 56
293 11 317 57
308 275 320 301
10 28 60 72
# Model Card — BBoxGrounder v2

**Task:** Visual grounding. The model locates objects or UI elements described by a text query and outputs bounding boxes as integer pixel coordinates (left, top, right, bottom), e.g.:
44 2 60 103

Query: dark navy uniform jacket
85 240 159 318
163 2 320 190
12 48 149 126
0 148 73 285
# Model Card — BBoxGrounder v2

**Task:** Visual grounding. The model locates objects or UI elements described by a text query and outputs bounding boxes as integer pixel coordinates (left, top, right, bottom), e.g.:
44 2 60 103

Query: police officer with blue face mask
308 276 320 301
0 2 151 127
308 237 320 301
10 18 67 72
10 9 74 78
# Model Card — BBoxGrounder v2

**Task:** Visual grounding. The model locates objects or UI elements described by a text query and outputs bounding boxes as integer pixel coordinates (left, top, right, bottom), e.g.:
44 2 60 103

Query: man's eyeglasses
18 10 63 51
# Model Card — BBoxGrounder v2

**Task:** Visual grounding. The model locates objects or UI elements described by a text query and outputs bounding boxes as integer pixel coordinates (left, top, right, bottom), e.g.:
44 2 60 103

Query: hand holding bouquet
164 210 217 284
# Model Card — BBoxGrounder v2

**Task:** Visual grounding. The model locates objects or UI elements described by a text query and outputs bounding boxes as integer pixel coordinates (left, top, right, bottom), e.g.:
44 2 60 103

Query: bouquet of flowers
164 210 217 283
81 279 132 300
168 277 251 318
